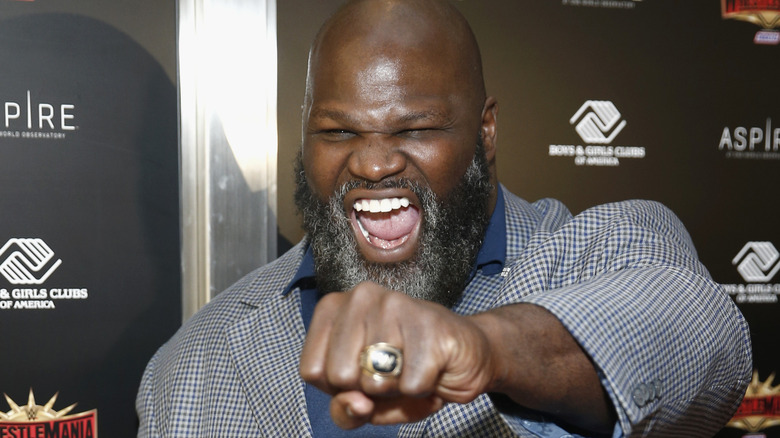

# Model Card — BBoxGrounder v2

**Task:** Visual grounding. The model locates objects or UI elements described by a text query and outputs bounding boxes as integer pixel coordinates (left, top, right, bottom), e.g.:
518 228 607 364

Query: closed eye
318 129 357 141
397 128 438 139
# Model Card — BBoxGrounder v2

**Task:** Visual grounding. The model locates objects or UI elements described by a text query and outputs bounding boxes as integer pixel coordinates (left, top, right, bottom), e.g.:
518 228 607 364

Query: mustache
331 178 437 219
334 177 429 198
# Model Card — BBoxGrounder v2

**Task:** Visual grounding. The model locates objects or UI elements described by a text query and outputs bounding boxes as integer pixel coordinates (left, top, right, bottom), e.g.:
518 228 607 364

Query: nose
346 135 407 183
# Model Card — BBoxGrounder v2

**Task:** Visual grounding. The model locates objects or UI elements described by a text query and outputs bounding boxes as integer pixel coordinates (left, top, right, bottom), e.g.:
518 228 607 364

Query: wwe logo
733 242 780 283
570 100 627 144
0 238 62 285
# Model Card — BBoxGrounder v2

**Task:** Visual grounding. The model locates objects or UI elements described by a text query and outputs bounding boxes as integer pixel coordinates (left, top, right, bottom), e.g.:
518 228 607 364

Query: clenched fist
299 281 497 429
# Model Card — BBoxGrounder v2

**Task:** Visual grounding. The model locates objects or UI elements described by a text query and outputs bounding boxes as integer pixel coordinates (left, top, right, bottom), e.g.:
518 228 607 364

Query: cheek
409 142 475 196
303 144 351 198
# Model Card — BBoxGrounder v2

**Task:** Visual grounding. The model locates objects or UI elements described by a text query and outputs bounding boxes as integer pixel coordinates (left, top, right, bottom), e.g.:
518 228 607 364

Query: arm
494 199 751 435
470 303 616 434
136 352 161 438
299 200 751 436
299 282 615 434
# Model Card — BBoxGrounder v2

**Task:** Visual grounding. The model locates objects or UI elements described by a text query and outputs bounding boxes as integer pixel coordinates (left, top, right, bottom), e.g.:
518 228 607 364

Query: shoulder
186 241 306 330
144 242 306 377
566 199 697 255
137 242 307 431
499 185 693 250
499 187 704 282
536 198 699 265
499 186 573 258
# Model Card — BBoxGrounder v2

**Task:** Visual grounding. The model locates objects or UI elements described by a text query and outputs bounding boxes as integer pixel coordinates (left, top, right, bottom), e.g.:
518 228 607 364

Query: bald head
300 0 499 217
304 0 486 110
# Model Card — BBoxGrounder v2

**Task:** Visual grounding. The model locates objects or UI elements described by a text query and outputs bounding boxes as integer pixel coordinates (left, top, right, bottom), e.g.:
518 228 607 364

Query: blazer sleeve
136 350 161 437
497 200 751 436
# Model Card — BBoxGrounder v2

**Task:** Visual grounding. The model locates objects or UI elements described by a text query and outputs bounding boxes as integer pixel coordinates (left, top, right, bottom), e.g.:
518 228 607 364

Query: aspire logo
570 100 627 144
1 90 76 140
719 118 780 160
0 238 62 285
733 242 780 283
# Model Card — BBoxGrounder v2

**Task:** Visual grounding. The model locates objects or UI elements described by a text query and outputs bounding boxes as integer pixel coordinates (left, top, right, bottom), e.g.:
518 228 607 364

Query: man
137 0 751 436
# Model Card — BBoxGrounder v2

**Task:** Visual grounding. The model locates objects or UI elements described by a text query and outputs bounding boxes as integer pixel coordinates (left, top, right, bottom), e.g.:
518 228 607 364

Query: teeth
354 200 367 212
354 197 410 213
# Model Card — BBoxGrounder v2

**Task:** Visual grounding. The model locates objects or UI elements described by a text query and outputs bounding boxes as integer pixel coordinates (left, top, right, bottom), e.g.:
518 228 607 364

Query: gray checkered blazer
137 186 751 437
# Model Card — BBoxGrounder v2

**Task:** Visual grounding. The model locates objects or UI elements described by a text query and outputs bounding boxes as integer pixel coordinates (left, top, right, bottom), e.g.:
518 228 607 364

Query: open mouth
350 195 421 257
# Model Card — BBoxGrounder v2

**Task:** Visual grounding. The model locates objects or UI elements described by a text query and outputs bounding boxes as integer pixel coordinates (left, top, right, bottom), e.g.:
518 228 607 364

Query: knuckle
399 377 434 397
299 361 324 382
380 289 410 313
328 367 359 388
362 378 397 396
318 292 343 310
352 281 383 298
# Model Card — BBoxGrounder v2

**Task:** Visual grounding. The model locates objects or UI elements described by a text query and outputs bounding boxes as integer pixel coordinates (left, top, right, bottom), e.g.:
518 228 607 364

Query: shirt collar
471 187 507 277
285 244 316 295
284 188 507 295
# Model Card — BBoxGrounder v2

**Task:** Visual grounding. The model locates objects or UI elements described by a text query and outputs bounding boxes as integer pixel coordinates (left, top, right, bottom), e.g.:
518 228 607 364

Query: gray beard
294 142 492 308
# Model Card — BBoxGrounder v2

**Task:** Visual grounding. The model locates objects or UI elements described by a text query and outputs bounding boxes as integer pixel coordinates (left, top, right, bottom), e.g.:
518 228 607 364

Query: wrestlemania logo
727 371 780 433
0 390 96 438
721 0 780 44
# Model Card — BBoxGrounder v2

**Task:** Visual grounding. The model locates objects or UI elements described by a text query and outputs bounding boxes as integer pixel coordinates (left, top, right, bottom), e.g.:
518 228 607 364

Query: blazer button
652 379 663 398
632 379 663 407
632 384 651 407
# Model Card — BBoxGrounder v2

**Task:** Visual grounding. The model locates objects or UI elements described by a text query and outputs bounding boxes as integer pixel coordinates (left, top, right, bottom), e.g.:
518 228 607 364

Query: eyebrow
308 107 450 126
398 109 448 124
308 108 356 124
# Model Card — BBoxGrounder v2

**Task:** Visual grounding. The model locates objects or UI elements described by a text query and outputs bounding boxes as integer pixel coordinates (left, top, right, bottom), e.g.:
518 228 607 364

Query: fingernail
345 406 355 418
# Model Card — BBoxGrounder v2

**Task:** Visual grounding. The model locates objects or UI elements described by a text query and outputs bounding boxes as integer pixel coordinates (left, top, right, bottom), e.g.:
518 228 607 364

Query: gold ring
359 342 403 380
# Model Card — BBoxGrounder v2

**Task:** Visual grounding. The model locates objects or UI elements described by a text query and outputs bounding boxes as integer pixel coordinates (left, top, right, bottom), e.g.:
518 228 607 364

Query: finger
325 282 406 394
396 309 444 397
330 391 375 429
331 392 446 429
358 342 404 396
396 301 492 405
300 292 344 392
357 289 409 395
324 287 378 388
369 395 445 425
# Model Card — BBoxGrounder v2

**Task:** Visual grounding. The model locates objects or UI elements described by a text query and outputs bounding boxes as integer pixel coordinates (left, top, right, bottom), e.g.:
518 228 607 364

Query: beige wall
276 0 536 246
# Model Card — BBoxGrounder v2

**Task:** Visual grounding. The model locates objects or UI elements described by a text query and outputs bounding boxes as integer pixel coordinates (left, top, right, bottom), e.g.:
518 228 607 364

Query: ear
480 96 498 164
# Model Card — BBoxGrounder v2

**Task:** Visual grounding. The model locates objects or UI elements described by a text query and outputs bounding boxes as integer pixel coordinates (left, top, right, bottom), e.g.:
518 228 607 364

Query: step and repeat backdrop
275 0 780 436
0 1 179 437
0 0 777 436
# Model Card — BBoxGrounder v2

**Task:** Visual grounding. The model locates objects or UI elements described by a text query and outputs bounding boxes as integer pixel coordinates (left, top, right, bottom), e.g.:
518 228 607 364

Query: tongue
358 206 419 241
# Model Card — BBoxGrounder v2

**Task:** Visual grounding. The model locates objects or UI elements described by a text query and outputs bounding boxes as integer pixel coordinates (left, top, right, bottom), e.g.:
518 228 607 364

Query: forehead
307 54 470 133
307 38 472 113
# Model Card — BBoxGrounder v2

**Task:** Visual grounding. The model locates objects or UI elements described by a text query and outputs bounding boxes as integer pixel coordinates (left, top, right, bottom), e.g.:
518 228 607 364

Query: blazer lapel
226 284 312 436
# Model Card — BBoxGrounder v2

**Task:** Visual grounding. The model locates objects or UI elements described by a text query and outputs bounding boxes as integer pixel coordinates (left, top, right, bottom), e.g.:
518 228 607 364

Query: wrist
465 310 514 395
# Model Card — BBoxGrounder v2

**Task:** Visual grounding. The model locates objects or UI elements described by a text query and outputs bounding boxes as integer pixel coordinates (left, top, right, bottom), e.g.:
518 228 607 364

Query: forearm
469 303 616 434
